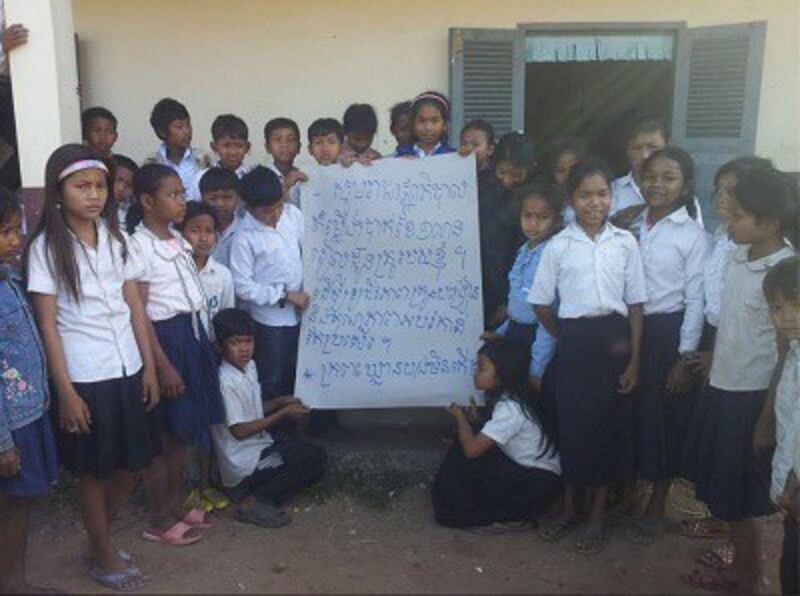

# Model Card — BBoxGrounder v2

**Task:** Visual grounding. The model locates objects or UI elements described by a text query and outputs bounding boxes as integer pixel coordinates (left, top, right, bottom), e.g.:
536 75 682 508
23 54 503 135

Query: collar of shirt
199 255 221 275
240 211 278 235
266 160 297 182
562 221 625 244
134 222 194 256
412 142 442 157
731 242 794 271
616 171 640 193
210 161 250 179
158 143 194 167
642 205 692 230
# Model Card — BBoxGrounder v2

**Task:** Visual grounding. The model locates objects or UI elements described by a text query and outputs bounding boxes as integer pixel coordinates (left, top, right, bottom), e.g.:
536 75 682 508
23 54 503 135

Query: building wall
72 0 799 171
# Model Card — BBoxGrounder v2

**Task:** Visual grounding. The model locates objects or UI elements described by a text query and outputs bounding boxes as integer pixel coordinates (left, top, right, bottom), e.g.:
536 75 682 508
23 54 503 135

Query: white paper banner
295 153 484 408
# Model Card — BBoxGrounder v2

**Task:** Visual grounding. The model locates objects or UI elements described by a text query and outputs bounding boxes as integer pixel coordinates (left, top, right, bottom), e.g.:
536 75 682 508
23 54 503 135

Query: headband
412 92 450 112
57 159 109 182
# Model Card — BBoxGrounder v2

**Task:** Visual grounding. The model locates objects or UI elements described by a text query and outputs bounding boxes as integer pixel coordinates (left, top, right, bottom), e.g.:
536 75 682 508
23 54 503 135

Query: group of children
0 88 797 595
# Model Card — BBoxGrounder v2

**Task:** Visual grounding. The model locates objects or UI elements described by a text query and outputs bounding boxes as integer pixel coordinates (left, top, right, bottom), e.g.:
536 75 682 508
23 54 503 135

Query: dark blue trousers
253 323 300 401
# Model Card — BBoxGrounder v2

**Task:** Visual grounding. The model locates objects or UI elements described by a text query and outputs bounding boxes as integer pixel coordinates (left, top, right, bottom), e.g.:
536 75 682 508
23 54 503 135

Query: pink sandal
183 506 214 529
141 521 202 546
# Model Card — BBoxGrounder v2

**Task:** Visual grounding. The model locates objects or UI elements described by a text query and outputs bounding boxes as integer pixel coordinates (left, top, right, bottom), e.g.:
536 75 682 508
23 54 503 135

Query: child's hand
778 472 800 518
665 360 692 395
683 351 712 378
142 366 161 412
357 155 376 167
752 410 776 452
529 376 542 394
448 403 466 420
618 362 639 394
480 331 499 341
273 395 301 408
285 170 308 188
466 397 480 424
287 291 310 313
0 447 21 478
281 402 311 420
157 361 185 400
59 391 92 434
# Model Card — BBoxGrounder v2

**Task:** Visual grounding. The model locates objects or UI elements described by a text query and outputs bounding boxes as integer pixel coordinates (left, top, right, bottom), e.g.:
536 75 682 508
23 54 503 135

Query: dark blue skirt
555 314 635 486
635 311 696 481
0 416 58 498
686 385 774 521
153 313 223 451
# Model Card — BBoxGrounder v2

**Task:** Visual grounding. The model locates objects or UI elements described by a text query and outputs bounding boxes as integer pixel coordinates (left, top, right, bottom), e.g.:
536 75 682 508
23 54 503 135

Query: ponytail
129 163 178 234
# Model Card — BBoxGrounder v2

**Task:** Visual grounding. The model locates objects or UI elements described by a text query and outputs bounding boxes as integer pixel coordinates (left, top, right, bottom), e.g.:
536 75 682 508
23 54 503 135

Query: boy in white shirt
211 309 326 527
229 166 309 403
187 114 252 202
199 168 242 269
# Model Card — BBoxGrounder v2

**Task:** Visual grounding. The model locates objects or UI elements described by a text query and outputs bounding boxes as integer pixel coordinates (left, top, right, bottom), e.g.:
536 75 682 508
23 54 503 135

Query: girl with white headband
26 144 159 591
394 91 456 158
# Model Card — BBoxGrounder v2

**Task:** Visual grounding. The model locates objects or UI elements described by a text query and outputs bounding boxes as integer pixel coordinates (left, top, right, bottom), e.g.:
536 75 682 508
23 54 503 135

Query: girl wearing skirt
0 188 59 593
627 147 710 543
27 145 159 591
127 164 223 546
530 157 647 555
682 166 797 593
432 338 560 528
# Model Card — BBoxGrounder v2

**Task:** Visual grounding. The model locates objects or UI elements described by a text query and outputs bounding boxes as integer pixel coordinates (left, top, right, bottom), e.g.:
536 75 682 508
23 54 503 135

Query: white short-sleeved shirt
704 225 737 327
528 222 648 318
211 360 283 487
710 244 796 391
772 341 800 501
26 222 143 383
638 207 711 353
198 256 234 330
230 207 304 327
127 223 205 322
480 396 561 474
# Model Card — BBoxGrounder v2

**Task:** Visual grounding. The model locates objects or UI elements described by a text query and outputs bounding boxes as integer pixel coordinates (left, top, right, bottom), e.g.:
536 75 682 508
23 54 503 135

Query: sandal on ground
679 518 728 540
234 501 292 528
681 567 738 592
141 521 202 546
696 543 735 571
575 524 609 557
537 518 579 542
87 566 144 593
183 506 214 529
82 547 134 568
202 487 231 510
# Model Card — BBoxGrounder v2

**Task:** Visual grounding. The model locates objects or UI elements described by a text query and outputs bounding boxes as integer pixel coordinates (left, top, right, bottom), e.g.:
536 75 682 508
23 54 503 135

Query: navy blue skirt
0 416 58 498
686 385 774 521
555 314 635 486
635 311 696 481
153 313 223 451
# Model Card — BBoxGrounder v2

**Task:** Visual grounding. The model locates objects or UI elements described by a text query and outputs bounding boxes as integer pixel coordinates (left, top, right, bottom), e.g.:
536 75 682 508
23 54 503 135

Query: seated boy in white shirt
211 308 327 527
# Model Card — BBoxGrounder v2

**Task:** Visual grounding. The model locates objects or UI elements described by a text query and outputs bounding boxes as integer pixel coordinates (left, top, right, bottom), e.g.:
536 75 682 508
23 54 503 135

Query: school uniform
128 223 223 450
634 207 710 481
212 213 242 269
529 221 647 486
687 244 795 521
229 207 304 400
144 144 209 195
703 224 736 329
432 395 561 527
27 222 155 479
266 159 301 208
394 142 455 158
0 265 58 498
212 360 326 504
198 255 234 333
186 162 250 202
495 240 556 379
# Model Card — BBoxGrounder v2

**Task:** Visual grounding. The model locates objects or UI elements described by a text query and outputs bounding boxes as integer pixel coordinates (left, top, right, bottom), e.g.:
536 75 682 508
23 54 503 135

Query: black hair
410 91 450 123
566 156 614 198
26 144 124 302
112 154 138 176
541 136 588 181
732 167 800 248
494 132 535 171
390 101 412 128
514 180 565 228
149 97 190 139
343 104 378 136
478 338 557 457
238 165 283 208
263 117 300 143
211 114 248 142
176 200 219 232
199 167 240 195
213 308 255 345
81 106 117 138
714 156 774 187
307 118 344 144
460 119 495 146
642 146 697 219
624 114 669 145
0 185 20 228
763 256 800 302
125 163 180 233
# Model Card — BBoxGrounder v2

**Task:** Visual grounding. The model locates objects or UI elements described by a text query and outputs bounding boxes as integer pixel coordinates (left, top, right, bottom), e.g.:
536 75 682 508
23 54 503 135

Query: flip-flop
679 518 729 540
141 521 202 546
234 501 292 528
87 566 145 593
575 524 609 557
537 518 579 542
696 543 735 571
183 506 214 529
681 567 738 592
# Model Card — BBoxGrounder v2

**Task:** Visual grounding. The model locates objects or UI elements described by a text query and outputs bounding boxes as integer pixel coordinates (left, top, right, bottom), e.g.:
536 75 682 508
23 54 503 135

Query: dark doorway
525 60 674 176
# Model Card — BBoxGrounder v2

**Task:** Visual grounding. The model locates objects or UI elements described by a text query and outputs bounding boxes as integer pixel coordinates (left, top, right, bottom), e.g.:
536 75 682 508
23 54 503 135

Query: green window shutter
449 28 525 145
671 22 766 229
